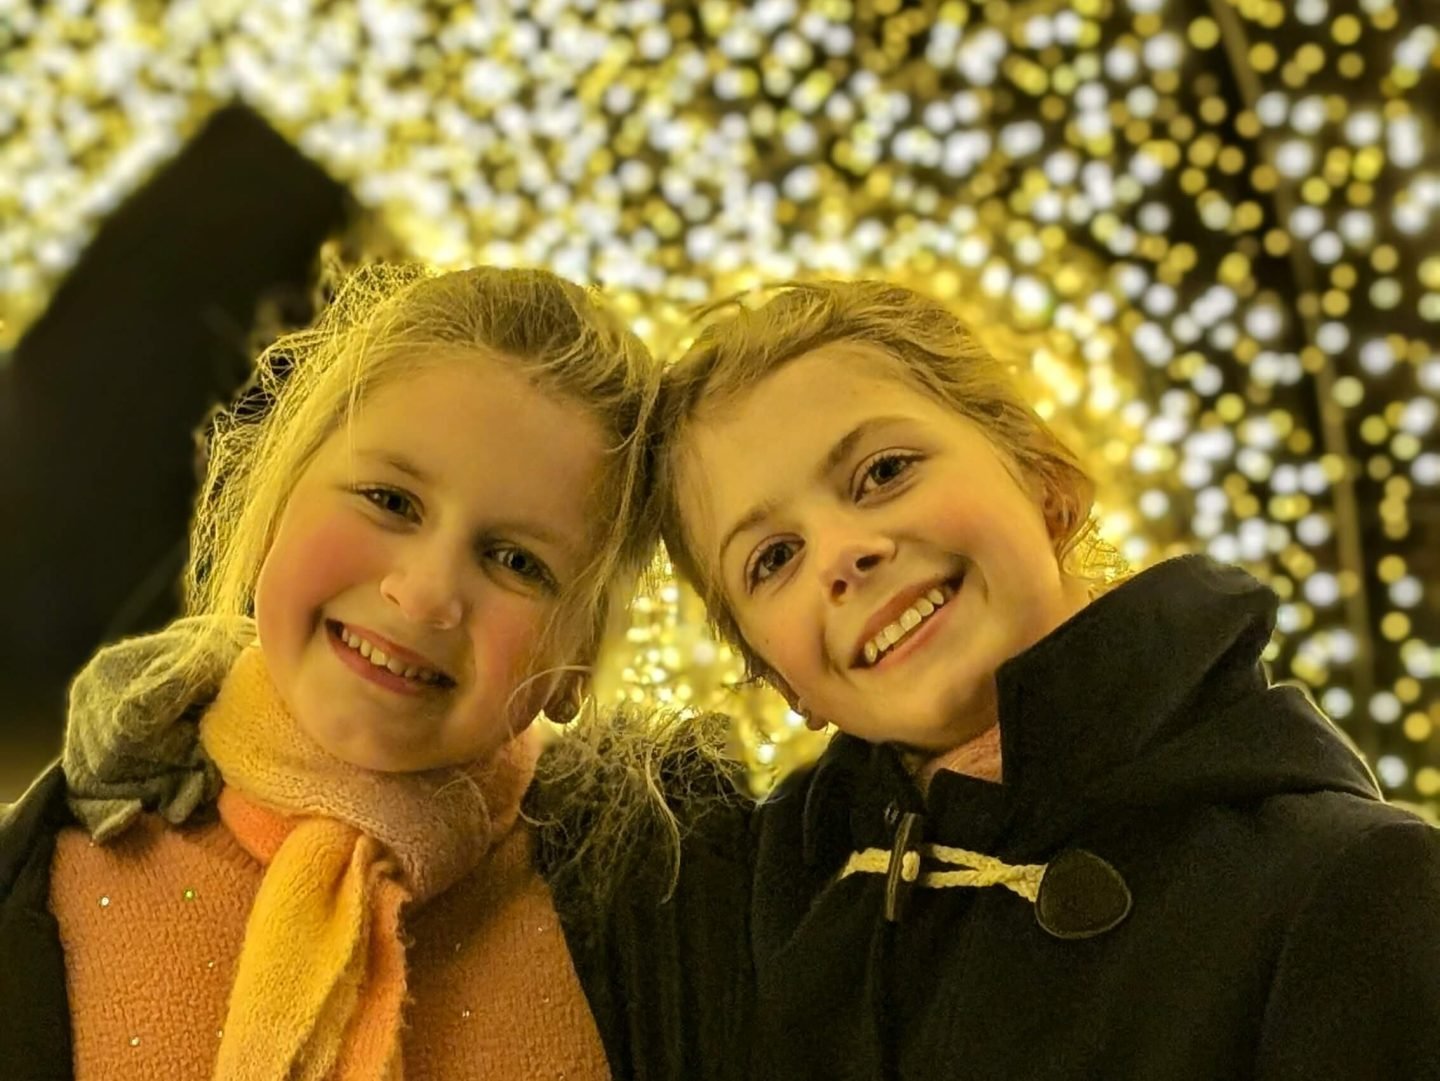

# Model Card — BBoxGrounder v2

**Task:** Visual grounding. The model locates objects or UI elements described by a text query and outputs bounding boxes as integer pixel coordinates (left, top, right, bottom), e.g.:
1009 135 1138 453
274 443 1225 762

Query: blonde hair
654 278 1125 681
152 263 660 725
81 263 743 914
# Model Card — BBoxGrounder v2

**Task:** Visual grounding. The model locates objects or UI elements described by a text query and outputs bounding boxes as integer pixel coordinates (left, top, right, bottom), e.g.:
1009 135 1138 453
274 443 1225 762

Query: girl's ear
1043 491 1065 540
1012 456 1057 534
544 674 586 725
751 658 830 731
795 701 828 732
1034 472 1071 543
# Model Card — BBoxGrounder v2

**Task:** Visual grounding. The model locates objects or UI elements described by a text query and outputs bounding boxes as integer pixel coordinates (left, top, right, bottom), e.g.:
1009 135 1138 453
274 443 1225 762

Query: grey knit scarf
61 615 256 840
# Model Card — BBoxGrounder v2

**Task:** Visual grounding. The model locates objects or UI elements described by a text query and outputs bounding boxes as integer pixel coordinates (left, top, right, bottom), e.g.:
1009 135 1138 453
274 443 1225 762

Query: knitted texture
62 615 253 841
50 812 255 1078
50 815 610 1079
51 643 608 1080
204 644 539 1081
914 722 1004 790
209 789 408 1081
199 645 536 904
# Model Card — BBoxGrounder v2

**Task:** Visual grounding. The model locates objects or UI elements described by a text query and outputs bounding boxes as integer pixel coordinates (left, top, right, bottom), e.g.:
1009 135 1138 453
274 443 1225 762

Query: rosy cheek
259 509 389 634
299 516 387 598
490 600 545 671
469 594 552 706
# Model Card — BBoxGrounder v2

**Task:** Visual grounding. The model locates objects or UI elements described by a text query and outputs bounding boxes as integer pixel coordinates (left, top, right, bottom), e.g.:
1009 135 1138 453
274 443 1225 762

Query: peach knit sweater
49 808 610 1079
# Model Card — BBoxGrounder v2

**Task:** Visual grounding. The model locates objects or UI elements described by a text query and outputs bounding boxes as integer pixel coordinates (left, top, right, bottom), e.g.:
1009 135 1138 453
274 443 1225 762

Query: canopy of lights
2 0 1437 803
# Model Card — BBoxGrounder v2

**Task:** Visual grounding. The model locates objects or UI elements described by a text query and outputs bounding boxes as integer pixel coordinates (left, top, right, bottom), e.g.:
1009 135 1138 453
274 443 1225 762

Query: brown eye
359 487 419 521
857 453 919 497
748 540 798 589
490 545 554 587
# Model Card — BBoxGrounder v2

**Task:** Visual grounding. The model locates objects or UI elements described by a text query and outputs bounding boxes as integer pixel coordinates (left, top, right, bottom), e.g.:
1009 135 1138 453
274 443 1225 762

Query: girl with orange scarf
0 265 752 1081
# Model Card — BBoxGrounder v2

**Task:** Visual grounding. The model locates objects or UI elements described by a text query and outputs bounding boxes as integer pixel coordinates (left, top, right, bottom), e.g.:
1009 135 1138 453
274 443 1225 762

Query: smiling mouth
854 575 964 669
326 620 455 689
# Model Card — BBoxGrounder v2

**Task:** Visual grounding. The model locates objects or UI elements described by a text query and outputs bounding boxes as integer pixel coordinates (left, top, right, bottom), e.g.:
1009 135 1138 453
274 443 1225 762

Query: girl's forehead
675 342 1020 552
694 340 949 444
358 353 525 409
324 362 605 521
350 360 587 441
676 351 922 548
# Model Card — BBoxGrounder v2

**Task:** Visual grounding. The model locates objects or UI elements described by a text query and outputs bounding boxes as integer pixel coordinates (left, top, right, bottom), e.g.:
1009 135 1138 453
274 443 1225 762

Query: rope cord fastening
841 843 1048 902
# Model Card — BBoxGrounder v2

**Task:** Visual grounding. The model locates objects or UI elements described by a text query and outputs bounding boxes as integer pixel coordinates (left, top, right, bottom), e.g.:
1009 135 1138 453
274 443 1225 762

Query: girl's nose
821 529 895 602
380 560 465 630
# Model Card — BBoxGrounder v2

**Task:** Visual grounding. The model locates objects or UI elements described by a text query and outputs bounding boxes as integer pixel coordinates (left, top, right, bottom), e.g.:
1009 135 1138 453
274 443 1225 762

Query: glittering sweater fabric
49 810 610 1080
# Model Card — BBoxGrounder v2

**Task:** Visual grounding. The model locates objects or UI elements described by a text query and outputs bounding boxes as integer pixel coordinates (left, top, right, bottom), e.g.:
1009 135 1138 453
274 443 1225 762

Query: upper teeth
339 626 445 684
861 586 953 667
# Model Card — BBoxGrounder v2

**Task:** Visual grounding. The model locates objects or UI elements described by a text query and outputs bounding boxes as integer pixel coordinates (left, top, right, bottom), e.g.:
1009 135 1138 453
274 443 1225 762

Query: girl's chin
852 694 999 752
298 723 439 773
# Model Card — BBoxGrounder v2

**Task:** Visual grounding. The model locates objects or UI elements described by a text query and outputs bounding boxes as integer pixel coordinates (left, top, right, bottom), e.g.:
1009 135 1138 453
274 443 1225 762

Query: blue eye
747 539 799 590
856 453 919 497
358 486 419 521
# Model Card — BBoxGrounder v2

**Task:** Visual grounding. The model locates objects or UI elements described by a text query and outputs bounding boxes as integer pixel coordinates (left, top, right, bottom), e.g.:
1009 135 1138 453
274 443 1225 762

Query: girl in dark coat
653 278 1440 1080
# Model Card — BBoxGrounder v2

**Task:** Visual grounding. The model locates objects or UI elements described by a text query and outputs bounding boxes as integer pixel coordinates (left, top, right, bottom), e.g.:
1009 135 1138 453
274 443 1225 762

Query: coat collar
797 556 1378 863
0 762 74 896
990 555 1277 803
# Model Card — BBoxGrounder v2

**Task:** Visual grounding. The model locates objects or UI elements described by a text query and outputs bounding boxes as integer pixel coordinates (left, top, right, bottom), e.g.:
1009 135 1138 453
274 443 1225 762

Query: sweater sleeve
1254 815 1440 1081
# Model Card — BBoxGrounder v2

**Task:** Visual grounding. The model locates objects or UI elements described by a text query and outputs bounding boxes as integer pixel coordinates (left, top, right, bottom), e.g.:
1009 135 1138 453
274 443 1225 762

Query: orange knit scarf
197 646 538 1081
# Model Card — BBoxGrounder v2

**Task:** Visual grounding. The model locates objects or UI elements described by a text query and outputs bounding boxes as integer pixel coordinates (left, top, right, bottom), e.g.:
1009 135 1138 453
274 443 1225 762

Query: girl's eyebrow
485 518 578 559
716 415 910 569
358 450 432 485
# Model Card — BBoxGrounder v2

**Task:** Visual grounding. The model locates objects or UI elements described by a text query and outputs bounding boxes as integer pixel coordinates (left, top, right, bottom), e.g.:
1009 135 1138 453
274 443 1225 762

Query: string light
1 0 1435 803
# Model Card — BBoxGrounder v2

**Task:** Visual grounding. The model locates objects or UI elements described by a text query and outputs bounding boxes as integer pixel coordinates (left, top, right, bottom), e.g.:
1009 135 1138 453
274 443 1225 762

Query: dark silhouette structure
0 105 355 774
